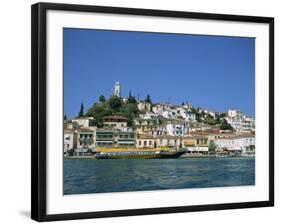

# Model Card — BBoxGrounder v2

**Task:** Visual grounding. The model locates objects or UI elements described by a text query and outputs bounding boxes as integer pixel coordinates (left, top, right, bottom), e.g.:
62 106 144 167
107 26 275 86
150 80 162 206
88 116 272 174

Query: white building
139 112 159 119
64 129 75 154
214 134 255 155
134 118 161 133
113 81 121 97
185 112 196 122
162 110 177 119
226 109 255 132
176 107 186 118
182 103 193 110
189 122 213 132
207 111 219 119
226 117 255 131
137 101 151 112
150 129 167 137
103 115 128 129
166 120 188 136
152 103 174 116
75 127 97 155
228 109 244 118
136 134 157 148
167 106 197 122
71 117 94 127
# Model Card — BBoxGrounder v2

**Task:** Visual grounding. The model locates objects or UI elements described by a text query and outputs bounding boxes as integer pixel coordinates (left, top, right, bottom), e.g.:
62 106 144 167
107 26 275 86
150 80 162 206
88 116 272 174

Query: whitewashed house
71 117 94 127
226 117 255 131
103 115 128 129
162 110 175 119
75 127 97 156
214 134 255 156
152 103 174 117
64 129 75 155
228 109 244 118
137 101 151 112
139 112 159 119
185 112 196 122
166 120 188 136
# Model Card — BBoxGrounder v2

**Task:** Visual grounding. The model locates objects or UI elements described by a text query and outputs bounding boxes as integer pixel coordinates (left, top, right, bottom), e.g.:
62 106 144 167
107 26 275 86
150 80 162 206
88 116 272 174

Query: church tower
113 81 121 97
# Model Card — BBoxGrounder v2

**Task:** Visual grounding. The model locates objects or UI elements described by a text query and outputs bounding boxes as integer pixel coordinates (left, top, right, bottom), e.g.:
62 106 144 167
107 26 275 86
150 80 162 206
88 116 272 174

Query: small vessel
95 147 185 159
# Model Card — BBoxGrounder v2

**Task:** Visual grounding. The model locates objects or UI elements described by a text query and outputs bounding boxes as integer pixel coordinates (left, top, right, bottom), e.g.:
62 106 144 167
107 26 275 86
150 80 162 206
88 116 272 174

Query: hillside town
64 82 255 158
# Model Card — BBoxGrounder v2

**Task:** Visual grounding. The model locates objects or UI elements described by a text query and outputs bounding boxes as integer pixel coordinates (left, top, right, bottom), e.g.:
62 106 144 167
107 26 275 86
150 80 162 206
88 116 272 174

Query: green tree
214 116 221 125
208 141 217 154
64 114 67 120
86 92 141 127
220 112 228 118
191 108 202 122
127 90 137 104
145 94 152 104
220 119 233 130
119 102 139 126
109 96 122 111
204 114 216 125
78 102 84 117
99 95 106 103
86 102 112 127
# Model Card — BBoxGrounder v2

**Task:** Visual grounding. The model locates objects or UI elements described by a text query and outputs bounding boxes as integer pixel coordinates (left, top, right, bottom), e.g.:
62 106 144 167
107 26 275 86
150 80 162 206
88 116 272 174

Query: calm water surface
64 157 255 195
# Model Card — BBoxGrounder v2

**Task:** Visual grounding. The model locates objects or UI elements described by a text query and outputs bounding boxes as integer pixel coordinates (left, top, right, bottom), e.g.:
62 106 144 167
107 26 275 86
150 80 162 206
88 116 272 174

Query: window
144 141 147 146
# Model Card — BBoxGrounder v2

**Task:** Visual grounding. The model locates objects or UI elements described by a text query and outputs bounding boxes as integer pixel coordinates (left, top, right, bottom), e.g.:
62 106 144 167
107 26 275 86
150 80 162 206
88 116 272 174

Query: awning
96 141 113 143
187 147 208 152
227 146 242 151
117 141 135 144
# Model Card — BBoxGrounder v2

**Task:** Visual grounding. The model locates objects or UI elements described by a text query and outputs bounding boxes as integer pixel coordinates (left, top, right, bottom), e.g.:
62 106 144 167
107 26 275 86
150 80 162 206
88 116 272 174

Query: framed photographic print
31 2 274 222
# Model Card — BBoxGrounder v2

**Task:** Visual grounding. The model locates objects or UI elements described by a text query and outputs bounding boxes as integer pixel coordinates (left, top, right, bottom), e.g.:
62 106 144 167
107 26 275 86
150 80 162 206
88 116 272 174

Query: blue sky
64 28 255 119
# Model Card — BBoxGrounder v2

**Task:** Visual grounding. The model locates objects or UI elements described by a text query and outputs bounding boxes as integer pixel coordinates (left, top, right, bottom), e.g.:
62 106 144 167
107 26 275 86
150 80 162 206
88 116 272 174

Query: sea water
63 157 255 195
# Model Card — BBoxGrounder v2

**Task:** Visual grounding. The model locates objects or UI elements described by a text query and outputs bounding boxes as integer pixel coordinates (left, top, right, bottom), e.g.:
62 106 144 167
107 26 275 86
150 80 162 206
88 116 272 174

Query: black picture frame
31 2 274 222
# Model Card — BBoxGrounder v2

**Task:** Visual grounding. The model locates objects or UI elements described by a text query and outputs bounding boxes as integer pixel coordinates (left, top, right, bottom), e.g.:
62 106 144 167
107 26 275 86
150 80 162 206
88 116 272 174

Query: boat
94 147 186 159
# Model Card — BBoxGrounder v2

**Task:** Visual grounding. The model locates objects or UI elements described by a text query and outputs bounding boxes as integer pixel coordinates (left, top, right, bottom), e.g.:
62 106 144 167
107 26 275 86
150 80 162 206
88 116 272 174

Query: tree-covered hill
85 94 140 127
